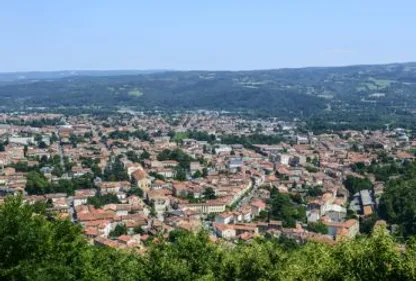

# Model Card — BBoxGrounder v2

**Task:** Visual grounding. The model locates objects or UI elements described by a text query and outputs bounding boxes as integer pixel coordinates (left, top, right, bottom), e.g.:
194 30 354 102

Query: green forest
2 195 416 281
2 63 416 130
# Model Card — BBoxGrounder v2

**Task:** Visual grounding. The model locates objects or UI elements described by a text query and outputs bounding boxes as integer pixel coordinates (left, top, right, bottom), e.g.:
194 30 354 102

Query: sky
0 0 415 71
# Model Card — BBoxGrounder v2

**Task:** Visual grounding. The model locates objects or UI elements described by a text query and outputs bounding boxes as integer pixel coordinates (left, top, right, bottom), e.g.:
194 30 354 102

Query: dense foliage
362 159 416 238
109 223 128 238
25 171 95 195
103 157 129 181
157 149 194 169
344 175 373 195
87 193 121 208
0 118 64 127
2 196 416 280
127 187 144 197
109 130 150 141
268 188 306 227
220 133 284 148
0 141 5 152
379 178 416 238
306 222 329 234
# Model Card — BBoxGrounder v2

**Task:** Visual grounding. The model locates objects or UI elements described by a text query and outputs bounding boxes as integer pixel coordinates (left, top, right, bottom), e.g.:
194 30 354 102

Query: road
55 127 66 171
58 141 65 170
67 196 75 222
236 178 263 210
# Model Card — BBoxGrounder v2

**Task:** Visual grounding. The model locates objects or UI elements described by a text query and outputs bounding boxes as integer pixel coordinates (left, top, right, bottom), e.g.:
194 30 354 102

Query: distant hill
0 70 169 83
1 63 416 130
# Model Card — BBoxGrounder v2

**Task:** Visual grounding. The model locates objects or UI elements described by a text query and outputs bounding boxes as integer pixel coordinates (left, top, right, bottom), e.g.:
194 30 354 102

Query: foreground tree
1 195 416 280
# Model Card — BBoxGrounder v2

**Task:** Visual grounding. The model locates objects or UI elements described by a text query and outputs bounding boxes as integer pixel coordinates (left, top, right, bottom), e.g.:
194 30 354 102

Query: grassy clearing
369 78 395 88
356 78 395 91
128 88 143 97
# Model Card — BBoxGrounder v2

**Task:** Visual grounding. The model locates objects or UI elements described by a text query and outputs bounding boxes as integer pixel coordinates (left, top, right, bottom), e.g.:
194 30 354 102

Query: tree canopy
379 178 416 238
268 188 306 227
344 175 373 195
157 149 194 169
2 195 416 280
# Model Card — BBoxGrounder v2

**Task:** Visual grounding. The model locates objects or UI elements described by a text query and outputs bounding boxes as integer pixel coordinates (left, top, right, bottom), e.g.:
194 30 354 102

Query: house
240 205 252 222
116 192 127 201
151 179 168 190
349 189 375 216
254 145 283 154
214 145 232 155
9 136 34 145
96 181 130 194
103 204 131 217
215 211 234 224
58 126 73 139
296 135 309 144
173 183 188 197
4 167 16 176
156 168 175 178
182 139 197 146
190 162 202 173
232 223 259 236
181 201 226 214
125 163 143 177
231 144 244 150
148 195 170 214
228 158 243 170
131 169 151 191
250 199 266 217
44 193 68 205
149 160 163 169
360 189 375 216
275 154 291 166
396 151 415 161
323 219 359 240
161 160 179 168
72 166 92 177
324 204 347 222
233 212 243 223
85 220 113 238
73 189 96 206
213 223 236 239
117 234 142 248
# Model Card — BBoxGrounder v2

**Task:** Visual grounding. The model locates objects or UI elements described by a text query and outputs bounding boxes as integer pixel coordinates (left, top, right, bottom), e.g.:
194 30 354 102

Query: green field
369 77 395 88
356 78 396 91
128 88 143 96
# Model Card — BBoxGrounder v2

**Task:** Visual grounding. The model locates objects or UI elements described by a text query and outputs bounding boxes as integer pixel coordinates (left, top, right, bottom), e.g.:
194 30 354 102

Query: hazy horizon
1 60 416 74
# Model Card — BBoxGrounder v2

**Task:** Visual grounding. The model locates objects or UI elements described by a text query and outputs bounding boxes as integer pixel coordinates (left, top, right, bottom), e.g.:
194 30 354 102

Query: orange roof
363 205 373 216
250 199 266 209
396 151 415 159
266 175 277 182
118 235 131 243
230 224 257 231
140 234 150 241
322 193 333 202
84 227 99 236
153 179 165 185
213 223 229 232
343 219 358 228
239 232 253 241
216 211 234 219
132 169 147 180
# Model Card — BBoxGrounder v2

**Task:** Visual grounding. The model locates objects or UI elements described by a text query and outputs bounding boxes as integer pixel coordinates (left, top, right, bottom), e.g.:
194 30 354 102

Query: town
0 111 414 250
